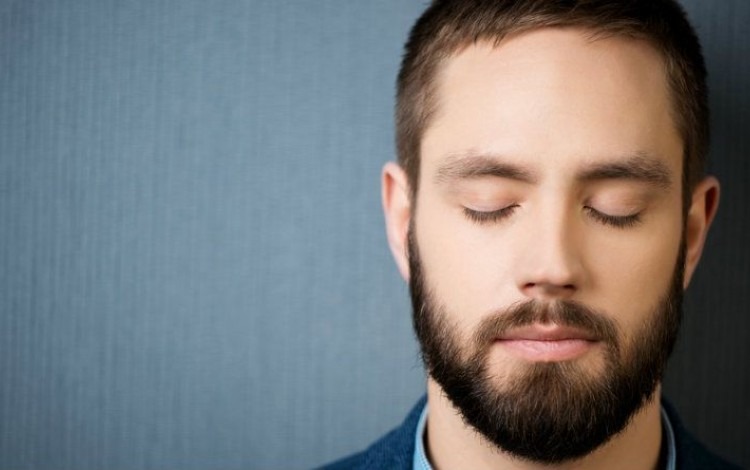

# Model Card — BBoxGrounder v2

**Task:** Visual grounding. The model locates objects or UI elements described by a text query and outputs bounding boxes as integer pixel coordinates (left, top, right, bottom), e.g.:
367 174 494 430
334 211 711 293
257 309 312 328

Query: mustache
473 300 619 350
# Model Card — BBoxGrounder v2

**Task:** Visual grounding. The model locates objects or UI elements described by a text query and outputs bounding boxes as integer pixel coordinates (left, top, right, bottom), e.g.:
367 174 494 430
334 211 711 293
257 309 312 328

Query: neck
425 378 663 470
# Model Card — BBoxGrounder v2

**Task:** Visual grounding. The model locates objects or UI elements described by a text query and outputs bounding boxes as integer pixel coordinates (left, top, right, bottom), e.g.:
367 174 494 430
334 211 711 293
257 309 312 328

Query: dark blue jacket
321 396 742 470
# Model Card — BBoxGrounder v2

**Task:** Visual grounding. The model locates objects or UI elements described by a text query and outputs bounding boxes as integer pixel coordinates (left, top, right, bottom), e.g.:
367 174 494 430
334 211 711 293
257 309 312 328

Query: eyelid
463 204 520 224
585 206 642 228
463 203 644 227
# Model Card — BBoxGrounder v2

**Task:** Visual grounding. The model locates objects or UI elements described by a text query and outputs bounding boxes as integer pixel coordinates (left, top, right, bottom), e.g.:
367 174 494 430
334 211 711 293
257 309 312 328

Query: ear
683 176 720 288
382 162 412 281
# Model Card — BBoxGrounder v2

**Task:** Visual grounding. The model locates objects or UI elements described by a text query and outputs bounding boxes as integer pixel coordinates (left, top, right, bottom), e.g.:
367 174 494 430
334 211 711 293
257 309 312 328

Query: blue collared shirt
412 403 676 470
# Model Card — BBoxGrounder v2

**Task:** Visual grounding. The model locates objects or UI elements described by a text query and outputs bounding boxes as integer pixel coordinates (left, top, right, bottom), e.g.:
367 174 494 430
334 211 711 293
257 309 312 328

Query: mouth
495 323 600 362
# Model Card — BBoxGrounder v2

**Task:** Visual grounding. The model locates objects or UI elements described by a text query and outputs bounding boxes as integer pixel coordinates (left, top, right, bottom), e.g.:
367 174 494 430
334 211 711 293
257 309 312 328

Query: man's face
410 28 686 462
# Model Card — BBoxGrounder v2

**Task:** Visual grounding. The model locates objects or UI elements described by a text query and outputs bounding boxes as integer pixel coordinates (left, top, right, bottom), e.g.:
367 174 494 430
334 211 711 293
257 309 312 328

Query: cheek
414 196 519 330
587 220 683 335
413 183 685 341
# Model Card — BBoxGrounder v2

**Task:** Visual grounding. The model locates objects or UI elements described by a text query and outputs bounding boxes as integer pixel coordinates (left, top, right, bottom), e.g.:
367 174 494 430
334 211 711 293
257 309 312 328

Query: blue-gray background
1 1 747 469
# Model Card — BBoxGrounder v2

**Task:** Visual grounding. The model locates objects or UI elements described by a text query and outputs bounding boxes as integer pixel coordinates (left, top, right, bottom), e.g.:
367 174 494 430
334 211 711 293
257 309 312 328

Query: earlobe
382 162 412 281
683 176 720 288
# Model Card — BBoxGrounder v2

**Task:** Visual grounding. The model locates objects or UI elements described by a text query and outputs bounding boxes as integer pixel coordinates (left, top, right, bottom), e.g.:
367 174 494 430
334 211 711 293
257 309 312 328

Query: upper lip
497 323 598 342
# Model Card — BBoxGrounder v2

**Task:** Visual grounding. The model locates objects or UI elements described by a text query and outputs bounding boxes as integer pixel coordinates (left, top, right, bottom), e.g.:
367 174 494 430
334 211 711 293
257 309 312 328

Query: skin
382 28 719 470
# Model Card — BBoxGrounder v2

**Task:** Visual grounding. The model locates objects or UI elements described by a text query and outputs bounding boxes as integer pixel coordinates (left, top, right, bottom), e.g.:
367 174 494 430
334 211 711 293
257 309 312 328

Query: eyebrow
434 151 673 189
435 153 537 184
576 153 673 189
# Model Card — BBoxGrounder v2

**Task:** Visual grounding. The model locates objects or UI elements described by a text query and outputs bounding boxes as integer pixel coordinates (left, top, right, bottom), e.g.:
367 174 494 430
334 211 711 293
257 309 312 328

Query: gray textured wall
0 1 747 469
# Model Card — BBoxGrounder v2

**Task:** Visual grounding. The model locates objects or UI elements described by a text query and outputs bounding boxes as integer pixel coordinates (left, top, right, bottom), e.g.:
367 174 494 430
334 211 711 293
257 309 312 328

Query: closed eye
585 207 642 228
463 205 519 224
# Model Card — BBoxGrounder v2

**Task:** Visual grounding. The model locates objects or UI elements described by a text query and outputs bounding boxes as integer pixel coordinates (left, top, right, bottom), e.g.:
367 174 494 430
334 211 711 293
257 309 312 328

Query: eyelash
463 205 519 224
584 207 642 228
463 205 642 228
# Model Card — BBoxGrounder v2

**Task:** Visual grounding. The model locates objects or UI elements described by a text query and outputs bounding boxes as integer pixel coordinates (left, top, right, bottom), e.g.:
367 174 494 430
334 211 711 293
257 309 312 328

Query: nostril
522 282 577 298
524 282 574 289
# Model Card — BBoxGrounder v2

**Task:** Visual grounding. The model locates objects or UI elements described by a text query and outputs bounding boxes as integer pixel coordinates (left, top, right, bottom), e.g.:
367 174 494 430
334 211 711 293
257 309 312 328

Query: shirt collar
413 402 677 470
412 402 432 470
661 404 677 470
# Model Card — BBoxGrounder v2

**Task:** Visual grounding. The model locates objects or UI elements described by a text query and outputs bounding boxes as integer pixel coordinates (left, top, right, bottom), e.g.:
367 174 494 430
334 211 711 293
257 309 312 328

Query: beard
408 228 684 464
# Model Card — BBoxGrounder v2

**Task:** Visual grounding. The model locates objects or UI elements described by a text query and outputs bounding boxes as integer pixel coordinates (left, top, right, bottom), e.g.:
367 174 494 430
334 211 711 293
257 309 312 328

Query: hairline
399 24 697 211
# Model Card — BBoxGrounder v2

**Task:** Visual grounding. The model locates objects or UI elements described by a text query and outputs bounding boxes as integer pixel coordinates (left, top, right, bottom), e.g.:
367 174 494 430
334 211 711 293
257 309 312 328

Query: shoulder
317 396 426 470
319 396 744 469
663 399 743 470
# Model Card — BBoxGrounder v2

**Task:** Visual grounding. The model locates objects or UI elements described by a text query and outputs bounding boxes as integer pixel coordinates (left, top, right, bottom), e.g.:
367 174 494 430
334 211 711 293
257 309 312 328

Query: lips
495 323 599 361
498 323 599 342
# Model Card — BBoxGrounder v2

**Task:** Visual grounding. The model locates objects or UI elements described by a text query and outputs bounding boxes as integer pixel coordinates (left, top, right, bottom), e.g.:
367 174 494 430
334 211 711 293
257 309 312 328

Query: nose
516 209 584 301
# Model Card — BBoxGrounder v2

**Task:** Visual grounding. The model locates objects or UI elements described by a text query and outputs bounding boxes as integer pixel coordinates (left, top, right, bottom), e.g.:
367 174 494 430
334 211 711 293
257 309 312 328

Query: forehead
421 28 683 179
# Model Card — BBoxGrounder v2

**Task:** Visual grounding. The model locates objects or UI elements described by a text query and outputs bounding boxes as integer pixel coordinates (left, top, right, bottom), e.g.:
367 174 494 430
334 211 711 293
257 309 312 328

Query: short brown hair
396 0 709 202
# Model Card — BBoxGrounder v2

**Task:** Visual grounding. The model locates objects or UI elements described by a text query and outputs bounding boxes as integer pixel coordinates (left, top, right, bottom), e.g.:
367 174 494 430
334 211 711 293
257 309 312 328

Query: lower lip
497 339 596 362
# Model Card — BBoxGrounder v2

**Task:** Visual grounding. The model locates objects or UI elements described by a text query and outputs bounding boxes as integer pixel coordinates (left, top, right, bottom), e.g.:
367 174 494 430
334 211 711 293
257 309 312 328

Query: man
325 1 740 468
